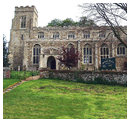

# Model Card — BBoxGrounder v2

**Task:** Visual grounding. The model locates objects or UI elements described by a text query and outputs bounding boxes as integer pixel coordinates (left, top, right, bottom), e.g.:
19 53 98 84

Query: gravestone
18 66 20 71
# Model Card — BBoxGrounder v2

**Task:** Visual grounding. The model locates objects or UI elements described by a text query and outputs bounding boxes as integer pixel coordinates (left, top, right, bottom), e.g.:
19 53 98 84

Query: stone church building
8 6 127 71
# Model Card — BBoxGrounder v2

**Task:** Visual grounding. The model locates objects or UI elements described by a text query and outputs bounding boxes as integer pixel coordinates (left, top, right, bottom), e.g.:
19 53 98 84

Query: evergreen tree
47 19 62 27
3 35 9 67
61 18 76 26
47 17 96 27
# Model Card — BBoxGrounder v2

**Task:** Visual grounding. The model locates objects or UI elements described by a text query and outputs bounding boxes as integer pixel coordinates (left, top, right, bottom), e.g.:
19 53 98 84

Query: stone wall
40 69 127 85
3 67 10 78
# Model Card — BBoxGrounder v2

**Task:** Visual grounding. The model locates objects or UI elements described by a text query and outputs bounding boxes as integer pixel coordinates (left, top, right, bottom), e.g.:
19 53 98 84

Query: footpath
3 75 40 94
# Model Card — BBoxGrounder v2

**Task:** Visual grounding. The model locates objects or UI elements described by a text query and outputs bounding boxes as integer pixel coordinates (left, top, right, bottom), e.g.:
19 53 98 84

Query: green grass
3 79 20 90
3 71 39 90
10 71 39 79
3 79 127 119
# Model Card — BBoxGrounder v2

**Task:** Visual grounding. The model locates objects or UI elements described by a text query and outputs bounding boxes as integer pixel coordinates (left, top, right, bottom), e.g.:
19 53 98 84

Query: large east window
83 44 92 64
100 44 109 60
33 44 41 64
117 44 126 56
21 16 26 28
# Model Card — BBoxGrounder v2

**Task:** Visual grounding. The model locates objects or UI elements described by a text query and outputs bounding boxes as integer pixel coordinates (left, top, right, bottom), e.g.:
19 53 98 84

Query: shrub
10 71 39 79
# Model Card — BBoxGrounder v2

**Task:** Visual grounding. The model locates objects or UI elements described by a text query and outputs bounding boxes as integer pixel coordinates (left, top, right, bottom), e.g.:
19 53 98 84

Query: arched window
83 32 90 39
68 32 75 39
33 44 41 64
21 16 26 28
38 32 44 39
83 44 92 64
117 44 126 56
100 44 109 60
53 32 59 39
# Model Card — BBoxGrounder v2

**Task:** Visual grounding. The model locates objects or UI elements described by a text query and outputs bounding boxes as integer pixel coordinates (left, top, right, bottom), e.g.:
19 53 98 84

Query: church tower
9 6 38 70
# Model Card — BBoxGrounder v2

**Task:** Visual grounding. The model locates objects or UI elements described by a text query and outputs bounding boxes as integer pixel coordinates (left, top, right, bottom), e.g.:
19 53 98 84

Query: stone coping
3 67 10 70
39 68 127 74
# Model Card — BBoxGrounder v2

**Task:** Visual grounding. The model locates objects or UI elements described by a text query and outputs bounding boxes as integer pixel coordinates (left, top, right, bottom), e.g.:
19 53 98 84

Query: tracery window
83 44 92 64
21 16 26 28
117 44 126 56
33 44 41 64
38 32 44 39
100 44 109 60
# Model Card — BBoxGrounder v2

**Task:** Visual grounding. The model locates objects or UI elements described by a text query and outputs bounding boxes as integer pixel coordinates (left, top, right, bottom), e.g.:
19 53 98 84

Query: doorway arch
47 56 56 69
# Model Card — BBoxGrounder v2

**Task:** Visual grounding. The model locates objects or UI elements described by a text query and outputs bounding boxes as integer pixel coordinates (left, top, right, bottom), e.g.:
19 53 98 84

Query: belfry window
53 32 59 39
21 16 26 28
100 44 109 60
33 44 41 64
38 32 44 39
83 44 92 64
117 44 126 56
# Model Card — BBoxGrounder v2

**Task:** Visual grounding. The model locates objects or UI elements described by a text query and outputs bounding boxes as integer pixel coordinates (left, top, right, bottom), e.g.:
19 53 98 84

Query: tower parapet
11 5 38 30
9 5 38 70
15 5 38 17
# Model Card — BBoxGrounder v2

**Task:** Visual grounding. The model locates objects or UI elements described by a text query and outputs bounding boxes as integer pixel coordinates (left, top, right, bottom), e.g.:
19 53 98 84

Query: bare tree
80 3 127 47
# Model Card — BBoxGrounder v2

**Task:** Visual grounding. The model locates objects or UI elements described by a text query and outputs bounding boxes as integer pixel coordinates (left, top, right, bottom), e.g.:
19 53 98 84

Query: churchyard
3 71 127 119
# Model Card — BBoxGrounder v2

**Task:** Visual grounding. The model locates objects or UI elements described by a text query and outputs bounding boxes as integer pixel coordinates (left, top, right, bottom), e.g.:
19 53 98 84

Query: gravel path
3 75 40 94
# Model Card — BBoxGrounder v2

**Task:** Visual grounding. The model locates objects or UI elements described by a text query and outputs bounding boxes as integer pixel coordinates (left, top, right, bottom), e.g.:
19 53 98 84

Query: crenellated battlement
12 5 38 30
15 5 38 16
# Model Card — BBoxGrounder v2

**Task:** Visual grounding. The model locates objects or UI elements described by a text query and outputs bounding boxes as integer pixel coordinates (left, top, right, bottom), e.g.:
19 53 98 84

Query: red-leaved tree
58 46 81 69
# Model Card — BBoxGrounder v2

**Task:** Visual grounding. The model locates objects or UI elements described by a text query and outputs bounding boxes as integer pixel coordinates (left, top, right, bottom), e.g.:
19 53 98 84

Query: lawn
3 79 127 119
3 79 20 90
10 71 39 79
3 71 39 90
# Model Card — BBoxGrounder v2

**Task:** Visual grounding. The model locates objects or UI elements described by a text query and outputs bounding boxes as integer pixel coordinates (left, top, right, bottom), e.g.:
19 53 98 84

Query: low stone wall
40 69 127 85
3 67 10 78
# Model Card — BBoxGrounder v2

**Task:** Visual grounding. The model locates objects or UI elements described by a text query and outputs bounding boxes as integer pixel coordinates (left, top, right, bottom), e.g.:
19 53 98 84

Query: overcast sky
1 0 87 41
0 0 127 41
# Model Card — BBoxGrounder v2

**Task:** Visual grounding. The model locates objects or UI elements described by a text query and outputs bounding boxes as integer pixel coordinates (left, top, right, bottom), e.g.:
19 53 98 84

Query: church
8 6 127 71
